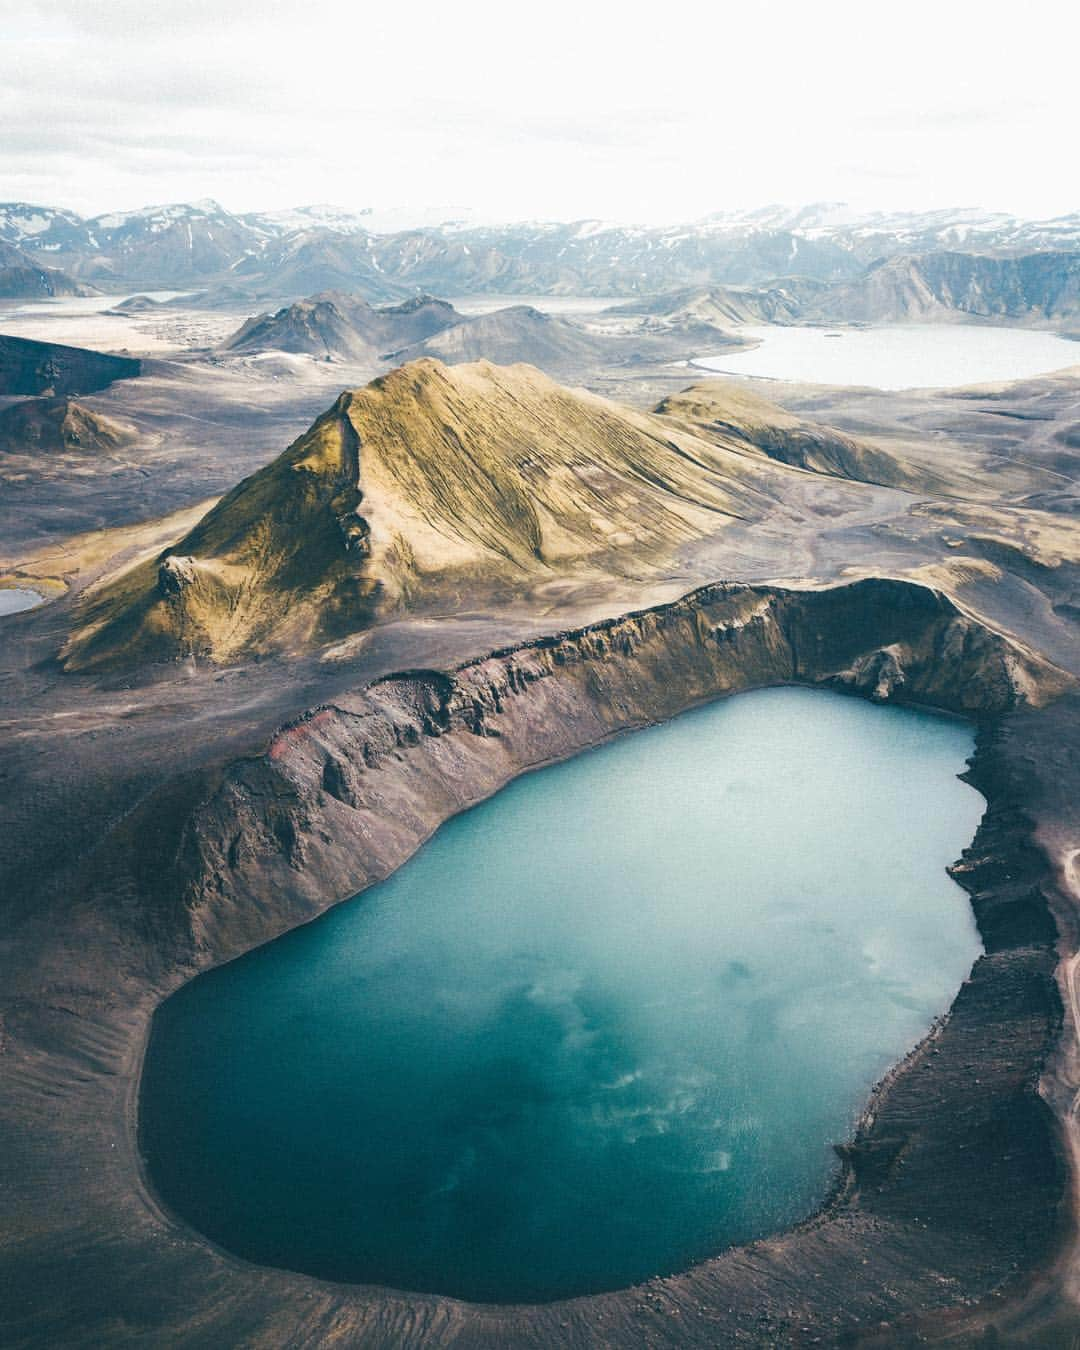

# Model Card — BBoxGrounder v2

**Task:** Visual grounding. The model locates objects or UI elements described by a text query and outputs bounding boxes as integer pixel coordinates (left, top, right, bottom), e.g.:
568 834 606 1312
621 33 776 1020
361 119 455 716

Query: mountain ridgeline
0 240 98 299
62 359 899 671
382 304 694 375
220 297 698 374
222 293 462 359
626 253 1080 333
3 197 1080 305
810 252 1080 327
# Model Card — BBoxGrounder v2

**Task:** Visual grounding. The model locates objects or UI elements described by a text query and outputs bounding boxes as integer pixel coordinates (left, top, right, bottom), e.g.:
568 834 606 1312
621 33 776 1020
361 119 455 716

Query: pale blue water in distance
695 323 1079 389
0 588 44 616
140 687 984 1303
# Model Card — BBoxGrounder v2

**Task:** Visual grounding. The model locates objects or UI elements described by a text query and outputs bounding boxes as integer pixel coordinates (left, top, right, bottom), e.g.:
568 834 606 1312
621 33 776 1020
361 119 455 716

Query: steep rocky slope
816 251 1080 327
0 240 98 298
629 253 1080 332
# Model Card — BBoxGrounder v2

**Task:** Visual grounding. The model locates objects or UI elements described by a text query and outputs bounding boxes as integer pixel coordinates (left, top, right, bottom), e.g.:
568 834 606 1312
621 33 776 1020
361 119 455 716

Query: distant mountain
240 205 373 236
804 251 1080 327
223 293 385 360
697 203 1080 261
609 281 826 329
3 198 1079 303
229 231 407 302
387 305 637 374
0 240 98 298
222 292 460 359
81 199 271 286
439 222 859 293
224 293 714 376
0 200 864 296
0 202 99 255
622 253 1080 332
242 204 480 236
0 199 273 288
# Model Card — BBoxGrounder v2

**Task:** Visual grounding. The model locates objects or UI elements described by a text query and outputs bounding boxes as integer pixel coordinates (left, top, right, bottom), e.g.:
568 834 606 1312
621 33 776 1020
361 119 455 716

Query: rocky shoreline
2 576 1078 1347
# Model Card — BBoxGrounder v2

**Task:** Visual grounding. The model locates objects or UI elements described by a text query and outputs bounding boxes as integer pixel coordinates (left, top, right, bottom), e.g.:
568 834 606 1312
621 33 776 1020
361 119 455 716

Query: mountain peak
61 359 825 670
222 290 460 359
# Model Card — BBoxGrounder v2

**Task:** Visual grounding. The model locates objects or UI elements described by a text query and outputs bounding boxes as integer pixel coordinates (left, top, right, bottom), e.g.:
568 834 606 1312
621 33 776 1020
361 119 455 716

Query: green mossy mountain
63 359 906 670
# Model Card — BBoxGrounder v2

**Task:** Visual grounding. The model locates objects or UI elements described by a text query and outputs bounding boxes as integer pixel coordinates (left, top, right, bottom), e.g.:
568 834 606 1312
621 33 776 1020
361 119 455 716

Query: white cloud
3 0 1076 222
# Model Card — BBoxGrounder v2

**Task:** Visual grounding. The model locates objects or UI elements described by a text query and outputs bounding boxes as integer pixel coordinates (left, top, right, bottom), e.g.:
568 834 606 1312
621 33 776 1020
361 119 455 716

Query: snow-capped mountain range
0 199 1077 299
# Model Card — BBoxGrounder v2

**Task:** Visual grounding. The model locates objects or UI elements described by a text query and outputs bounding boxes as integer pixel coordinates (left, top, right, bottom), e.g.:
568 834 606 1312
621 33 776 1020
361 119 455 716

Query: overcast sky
4 0 1076 224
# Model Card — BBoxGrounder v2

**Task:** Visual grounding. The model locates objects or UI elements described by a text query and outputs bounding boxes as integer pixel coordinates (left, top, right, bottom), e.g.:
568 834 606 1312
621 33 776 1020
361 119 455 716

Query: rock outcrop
813 250 1080 329
0 396 137 454
181 579 1067 959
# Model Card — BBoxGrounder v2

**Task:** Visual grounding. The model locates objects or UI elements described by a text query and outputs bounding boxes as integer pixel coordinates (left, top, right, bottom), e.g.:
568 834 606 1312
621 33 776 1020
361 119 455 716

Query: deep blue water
140 687 983 1303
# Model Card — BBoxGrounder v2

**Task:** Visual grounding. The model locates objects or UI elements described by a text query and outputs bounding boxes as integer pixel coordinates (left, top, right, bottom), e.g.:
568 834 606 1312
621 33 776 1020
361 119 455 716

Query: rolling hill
655 381 942 491
610 282 826 332
0 397 136 455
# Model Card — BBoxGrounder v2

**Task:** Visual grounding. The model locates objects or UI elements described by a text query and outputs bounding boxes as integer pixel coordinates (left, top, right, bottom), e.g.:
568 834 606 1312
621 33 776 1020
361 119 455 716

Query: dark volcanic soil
1 320 1079 1347
0 577 1078 1348
0 333 140 397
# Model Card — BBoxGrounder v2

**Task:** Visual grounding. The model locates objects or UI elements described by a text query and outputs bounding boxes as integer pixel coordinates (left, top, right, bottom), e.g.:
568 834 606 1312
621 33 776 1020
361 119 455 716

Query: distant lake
0 588 44 616
141 688 983 1303
694 324 1079 390
452 294 632 316
0 290 190 319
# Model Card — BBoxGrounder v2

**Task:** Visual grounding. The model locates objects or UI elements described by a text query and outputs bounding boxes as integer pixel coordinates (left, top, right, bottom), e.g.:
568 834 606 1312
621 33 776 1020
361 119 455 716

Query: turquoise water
140 687 984 1303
